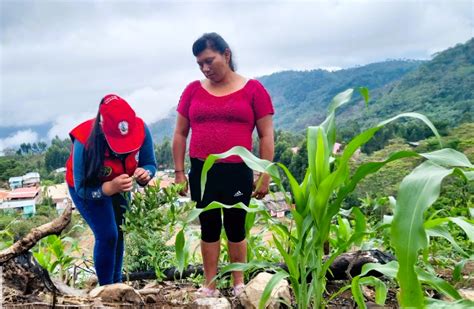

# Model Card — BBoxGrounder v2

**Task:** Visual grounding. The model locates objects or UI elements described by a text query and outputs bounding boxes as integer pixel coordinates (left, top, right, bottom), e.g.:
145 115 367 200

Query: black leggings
189 158 253 243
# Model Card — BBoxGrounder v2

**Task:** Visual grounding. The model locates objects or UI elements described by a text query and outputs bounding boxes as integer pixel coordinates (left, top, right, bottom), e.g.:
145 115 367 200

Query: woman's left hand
252 173 270 200
134 168 151 185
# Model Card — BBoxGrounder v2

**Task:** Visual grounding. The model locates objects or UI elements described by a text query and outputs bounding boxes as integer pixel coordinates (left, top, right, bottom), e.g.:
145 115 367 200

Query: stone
89 283 144 304
143 281 161 289
52 278 88 297
84 275 98 291
459 289 474 301
138 288 162 296
145 294 157 303
192 297 231 309
238 272 291 309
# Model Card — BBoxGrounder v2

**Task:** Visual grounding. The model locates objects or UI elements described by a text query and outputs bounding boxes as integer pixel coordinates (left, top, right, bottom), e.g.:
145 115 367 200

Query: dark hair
84 99 107 186
192 32 236 71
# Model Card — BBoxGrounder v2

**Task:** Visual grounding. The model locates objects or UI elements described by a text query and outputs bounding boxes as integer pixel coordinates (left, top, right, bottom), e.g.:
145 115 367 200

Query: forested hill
341 38 473 129
150 38 473 141
259 60 423 131
150 60 422 142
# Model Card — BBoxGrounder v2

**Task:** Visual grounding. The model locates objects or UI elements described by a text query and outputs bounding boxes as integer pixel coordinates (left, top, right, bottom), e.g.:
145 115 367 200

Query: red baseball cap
99 94 145 154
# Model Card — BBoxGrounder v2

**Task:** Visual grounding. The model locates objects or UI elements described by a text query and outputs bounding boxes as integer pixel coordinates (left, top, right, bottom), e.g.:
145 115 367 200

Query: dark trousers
68 186 126 285
188 158 253 243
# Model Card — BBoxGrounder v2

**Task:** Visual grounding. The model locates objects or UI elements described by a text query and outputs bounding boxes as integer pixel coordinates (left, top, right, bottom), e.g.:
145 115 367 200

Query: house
333 142 342 154
8 176 23 190
44 183 72 213
148 172 176 189
54 167 67 174
262 192 291 218
291 143 343 155
0 190 10 203
8 172 41 190
0 187 41 217
22 172 41 187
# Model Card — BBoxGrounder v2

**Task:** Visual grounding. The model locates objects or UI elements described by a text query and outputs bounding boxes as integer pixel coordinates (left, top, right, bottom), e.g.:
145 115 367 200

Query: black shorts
188 157 253 243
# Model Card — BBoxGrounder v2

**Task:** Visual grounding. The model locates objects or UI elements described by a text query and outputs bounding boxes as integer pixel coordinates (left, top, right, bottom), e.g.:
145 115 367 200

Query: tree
155 138 173 170
44 138 70 173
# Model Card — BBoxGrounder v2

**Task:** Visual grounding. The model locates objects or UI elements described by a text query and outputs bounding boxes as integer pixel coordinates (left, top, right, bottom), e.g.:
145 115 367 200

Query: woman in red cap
66 94 156 286
172 33 274 297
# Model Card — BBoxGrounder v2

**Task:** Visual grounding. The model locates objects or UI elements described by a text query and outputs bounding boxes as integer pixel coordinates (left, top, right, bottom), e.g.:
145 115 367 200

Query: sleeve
72 140 105 200
176 81 199 119
138 124 157 179
252 80 275 120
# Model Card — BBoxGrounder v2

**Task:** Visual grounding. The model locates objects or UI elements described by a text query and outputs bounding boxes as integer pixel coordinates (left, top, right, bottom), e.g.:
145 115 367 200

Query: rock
145 294 157 303
52 278 88 297
192 297 231 309
362 285 375 302
143 281 161 289
459 289 474 301
89 283 144 304
138 288 161 296
84 275 98 291
238 272 291 309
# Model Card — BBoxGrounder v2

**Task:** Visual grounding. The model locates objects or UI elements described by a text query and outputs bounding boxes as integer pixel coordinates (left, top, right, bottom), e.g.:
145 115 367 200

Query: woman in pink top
172 33 275 297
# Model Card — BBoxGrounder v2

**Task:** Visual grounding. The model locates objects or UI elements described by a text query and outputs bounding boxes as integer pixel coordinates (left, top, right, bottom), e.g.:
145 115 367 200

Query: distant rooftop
9 176 23 182
23 172 40 179
7 187 40 199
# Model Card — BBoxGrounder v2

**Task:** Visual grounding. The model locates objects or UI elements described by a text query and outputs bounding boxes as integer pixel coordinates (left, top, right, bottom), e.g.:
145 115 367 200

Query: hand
134 168 151 185
102 174 133 196
252 173 270 200
174 171 188 196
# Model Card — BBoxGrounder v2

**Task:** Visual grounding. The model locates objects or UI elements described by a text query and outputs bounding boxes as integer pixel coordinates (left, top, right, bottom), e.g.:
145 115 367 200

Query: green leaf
421 149 473 168
258 271 290 309
391 158 471 307
358 261 399 279
426 225 468 257
200 146 276 201
216 261 274 285
336 215 351 242
352 276 387 309
175 229 186 275
378 112 442 147
359 87 370 107
416 267 462 301
453 259 472 282
426 298 474 308
273 235 299 279
351 207 367 246
186 200 266 223
449 217 474 242
327 89 354 114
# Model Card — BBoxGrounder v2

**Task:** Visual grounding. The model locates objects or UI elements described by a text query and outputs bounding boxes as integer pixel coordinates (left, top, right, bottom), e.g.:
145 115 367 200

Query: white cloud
0 0 472 132
0 130 39 154
125 86 179 124
47 112 95 141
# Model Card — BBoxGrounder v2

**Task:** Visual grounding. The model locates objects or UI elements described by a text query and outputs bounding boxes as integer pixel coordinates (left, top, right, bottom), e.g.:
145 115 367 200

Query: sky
0 0 473 153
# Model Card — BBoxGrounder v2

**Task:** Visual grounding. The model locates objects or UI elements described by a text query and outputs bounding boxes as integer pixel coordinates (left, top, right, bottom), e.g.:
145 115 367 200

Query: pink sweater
177 79 274 163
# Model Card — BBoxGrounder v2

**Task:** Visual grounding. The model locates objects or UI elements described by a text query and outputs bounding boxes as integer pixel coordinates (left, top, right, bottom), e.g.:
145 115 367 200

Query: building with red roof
1 187 40 217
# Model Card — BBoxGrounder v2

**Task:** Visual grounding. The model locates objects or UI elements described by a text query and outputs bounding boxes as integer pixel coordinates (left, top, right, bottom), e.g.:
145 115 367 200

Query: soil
3 277 402 308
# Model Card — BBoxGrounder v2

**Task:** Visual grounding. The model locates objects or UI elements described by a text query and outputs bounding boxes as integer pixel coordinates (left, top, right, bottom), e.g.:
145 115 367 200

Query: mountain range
150 38 473 142
2 38 472 145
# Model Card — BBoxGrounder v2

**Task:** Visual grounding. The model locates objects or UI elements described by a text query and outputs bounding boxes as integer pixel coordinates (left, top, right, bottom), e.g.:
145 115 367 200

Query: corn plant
390 152 473 308
33 224 84 285
189 87 469 308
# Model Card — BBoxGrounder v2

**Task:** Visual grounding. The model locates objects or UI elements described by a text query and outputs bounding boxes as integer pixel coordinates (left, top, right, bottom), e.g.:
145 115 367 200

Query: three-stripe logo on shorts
233 190 243 197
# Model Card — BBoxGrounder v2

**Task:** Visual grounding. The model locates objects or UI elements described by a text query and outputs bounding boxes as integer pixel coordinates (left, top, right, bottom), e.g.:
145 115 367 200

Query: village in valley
0 167 294 219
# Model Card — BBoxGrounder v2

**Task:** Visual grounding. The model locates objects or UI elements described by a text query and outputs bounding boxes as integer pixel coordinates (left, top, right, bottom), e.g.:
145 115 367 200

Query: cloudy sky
0 0 473 153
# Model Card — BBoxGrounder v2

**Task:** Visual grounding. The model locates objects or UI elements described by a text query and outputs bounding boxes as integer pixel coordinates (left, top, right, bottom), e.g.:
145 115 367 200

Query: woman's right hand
102 174 134 196
174 171 188 196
